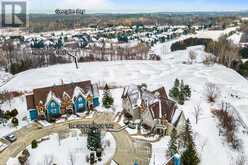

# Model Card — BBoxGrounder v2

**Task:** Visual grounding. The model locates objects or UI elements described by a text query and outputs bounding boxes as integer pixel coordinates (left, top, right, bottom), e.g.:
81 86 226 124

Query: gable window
78 97 83 102
51 102 57 113
51 102 56 108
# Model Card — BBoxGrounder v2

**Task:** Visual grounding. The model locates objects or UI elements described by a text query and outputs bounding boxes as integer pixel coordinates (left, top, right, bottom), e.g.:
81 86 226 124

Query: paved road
0 112 151 165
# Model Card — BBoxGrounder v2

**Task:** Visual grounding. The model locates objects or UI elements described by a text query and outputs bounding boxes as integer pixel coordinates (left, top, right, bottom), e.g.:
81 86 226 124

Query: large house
122 84 185 135
26 80 100 121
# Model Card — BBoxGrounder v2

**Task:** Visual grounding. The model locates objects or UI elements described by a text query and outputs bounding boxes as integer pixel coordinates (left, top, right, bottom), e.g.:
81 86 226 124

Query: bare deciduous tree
193 104 203 124
205 82 220 103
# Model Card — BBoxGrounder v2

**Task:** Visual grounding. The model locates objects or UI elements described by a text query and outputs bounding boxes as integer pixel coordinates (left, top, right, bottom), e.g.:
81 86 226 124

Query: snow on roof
62 91 71 98
45 91 61 106
72 86 85 98
171 109 183 126
92 84 99 97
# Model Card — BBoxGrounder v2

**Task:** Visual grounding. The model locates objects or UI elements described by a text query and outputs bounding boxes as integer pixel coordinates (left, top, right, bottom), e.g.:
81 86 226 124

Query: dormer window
51 102 56 108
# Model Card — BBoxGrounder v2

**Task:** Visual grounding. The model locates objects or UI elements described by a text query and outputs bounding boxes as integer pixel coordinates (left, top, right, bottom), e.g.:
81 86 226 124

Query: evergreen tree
175 79 180 88
87 126 102 151
102 84 114 108
169 86 179 98
181 119 200 165
168 128 178 157
178 92 185 105
183 85 191 98
181 142 200 165
169 79 191 105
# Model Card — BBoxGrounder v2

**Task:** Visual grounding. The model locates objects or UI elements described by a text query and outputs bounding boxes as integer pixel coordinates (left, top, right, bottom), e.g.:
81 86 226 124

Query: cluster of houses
26 80 185 135
0 25 190 50
26 80 100 121
122 84 185 135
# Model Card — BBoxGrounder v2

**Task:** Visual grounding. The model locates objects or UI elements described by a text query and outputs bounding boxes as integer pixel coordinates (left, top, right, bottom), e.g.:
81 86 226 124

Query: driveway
0 112 151 165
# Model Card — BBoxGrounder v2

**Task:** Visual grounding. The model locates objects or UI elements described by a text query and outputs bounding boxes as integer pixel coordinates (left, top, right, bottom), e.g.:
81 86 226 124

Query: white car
0 142 8 152
5 133 17 143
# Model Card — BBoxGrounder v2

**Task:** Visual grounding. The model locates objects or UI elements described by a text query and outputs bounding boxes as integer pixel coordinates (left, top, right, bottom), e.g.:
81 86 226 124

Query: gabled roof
32 80 91 106
149 98 177 123
173 110 186 128
26 80 94 109
152 87 168 99
45 91 61 106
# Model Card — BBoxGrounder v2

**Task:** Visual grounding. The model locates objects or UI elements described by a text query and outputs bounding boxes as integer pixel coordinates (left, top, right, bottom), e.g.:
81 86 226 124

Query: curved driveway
0 112 151 165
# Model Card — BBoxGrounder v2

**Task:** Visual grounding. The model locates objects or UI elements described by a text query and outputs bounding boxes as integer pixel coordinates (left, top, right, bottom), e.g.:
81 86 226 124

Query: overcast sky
27 0 248 13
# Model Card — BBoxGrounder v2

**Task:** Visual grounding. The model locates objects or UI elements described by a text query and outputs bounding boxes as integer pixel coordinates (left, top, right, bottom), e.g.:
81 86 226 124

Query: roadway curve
0 112 151 165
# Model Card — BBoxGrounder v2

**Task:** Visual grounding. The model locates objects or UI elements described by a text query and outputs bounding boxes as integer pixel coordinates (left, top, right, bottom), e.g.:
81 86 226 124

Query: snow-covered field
1 27 248 164
194 27 238 41
0 70 12 87
228 32 243 45
7 131 116 165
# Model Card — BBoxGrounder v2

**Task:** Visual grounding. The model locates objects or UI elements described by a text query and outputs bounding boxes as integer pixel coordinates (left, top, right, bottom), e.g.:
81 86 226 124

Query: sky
26 0 248 13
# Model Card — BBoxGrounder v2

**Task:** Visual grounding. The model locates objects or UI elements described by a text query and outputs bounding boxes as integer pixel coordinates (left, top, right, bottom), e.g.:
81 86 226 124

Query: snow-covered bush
205 82 220 103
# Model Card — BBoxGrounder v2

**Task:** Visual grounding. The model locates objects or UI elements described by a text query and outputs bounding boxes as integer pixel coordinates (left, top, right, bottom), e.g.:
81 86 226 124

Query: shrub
11 117 19 126
18 155 27 165
3 110 12 120
239 47 248 59
31 140 38 149
22 149 30 157
205 82 220 103
212 102 241 150
10 109 18 117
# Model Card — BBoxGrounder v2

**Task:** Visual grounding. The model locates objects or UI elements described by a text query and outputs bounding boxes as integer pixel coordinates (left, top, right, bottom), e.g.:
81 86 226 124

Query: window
51 108 57 113
50 102 57 113
78 97 83 102
51 102 56 108
79 103 84 108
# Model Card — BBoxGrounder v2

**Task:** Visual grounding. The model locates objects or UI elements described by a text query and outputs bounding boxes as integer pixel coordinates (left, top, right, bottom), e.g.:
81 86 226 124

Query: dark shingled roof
149 98 177 123
152 87 168 99
26 94 35 109
26 80 92 110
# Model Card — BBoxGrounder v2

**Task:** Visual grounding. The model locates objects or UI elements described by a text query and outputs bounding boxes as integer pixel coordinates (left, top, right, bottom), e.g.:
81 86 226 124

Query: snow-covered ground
1 27 248 164
0 96 29 138
0 70 12 87
149 137 170 165
7 130 116 165
194 27 238 41
228 32 243 45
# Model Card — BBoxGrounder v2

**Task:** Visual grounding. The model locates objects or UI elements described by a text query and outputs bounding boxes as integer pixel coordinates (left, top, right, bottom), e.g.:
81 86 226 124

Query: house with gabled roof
26 80 100 121
122 84 186 135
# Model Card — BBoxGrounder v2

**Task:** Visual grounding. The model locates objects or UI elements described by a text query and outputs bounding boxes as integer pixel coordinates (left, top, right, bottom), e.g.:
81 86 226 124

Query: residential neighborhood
0 1 248 165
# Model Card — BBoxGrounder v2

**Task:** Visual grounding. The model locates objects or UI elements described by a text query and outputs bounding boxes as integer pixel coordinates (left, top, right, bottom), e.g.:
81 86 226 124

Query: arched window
78 97 83 102
51 102 56 108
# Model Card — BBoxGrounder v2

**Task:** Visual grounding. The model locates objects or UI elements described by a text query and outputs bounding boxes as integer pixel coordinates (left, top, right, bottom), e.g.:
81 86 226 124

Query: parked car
0 142 8 152
5 133 17 143
128 122 136 129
